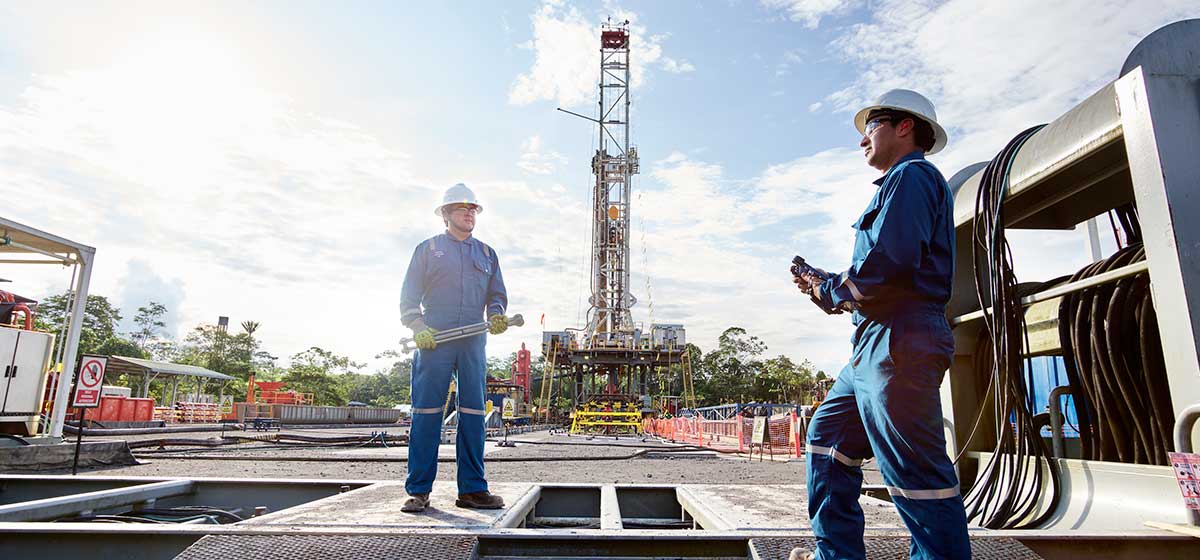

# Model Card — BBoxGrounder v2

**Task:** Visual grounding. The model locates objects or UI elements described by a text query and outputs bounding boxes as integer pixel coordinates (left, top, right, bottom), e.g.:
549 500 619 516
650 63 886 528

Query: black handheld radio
790 256 832 281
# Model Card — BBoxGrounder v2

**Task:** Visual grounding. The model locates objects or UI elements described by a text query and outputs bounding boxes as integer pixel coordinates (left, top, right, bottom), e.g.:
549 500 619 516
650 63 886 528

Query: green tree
342 350 413 407
35 292 129 358
129 301 167 351
487 352 518 380
697 327 766 405
757 356 815 404
170 320 270 401
282 347 363 406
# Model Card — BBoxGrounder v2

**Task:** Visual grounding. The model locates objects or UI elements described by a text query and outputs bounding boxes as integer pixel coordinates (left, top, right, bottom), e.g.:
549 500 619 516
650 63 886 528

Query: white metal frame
0 216 95 439
942 19 1200 529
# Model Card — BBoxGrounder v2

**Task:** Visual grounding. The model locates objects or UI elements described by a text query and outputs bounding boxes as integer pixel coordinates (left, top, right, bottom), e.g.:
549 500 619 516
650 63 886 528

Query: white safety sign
219 395 235 414
72 356 108 408
502 398 515 419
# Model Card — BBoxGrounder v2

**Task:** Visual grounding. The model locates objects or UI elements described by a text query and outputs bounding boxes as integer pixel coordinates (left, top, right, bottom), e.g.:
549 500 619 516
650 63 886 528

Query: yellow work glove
488 314 508 335
414 327 438 350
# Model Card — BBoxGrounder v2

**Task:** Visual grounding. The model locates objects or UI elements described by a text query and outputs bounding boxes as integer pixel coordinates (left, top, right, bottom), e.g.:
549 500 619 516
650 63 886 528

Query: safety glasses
864 117 894 135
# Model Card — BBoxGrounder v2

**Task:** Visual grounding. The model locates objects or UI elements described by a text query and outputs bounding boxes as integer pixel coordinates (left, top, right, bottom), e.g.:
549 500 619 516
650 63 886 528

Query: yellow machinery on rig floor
568 400 643 435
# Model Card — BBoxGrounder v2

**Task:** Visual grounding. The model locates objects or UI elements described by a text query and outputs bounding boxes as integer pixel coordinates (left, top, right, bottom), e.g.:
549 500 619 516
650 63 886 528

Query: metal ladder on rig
538 342 558 423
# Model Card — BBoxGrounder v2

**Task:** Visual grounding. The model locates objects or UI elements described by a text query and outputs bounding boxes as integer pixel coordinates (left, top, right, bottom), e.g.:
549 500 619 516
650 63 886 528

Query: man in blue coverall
399 183 509 513
791 90 971 560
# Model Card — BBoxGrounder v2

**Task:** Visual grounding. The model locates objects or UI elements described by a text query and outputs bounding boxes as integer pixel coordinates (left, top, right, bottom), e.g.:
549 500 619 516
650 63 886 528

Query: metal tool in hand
791 256 848 315
790 255 832 281
400 313 525 354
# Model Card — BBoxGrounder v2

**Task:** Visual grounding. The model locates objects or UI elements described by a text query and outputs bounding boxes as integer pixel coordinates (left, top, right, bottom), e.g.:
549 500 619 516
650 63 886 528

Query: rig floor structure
3 472 1195 559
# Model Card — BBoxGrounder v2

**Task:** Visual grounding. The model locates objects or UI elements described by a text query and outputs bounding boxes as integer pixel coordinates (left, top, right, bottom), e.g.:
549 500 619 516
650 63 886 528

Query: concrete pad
680 484 903 530
0 440 137 472
244 481 533 529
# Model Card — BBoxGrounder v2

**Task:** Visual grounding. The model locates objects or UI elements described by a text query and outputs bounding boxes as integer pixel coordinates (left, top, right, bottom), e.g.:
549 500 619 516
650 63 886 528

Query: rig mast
541 21 690 431
587 22 639 347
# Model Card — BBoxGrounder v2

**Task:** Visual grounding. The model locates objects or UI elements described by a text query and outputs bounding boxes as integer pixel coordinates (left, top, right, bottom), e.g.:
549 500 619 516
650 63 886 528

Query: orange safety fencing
642 411 809 458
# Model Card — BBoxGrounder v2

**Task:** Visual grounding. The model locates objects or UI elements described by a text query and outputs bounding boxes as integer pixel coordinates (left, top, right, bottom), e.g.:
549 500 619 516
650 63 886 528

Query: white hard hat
434 183 482 216
853 89 948 155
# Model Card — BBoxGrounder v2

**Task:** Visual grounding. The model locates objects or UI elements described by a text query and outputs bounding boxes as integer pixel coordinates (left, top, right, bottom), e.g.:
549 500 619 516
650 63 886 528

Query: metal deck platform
0 475 1195 559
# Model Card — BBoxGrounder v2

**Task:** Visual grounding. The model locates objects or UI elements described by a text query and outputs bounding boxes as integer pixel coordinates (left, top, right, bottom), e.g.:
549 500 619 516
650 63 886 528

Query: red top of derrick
601 29 628 49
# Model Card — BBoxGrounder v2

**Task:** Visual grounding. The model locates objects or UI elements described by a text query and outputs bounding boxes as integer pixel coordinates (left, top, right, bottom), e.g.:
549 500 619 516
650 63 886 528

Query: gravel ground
58 427 885 486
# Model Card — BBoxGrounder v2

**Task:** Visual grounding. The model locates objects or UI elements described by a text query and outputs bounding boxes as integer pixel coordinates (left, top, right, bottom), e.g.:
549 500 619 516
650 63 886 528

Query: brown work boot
788 548 815 560
455 490 505 509
400 493 430 513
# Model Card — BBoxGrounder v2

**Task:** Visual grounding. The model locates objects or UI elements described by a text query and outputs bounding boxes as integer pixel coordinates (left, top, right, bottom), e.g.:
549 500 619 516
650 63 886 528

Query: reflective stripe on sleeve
458 407 487 416
807 444 864 467
843 276 870 302
886 485 960 500
401 306 422 317
412 407 444 414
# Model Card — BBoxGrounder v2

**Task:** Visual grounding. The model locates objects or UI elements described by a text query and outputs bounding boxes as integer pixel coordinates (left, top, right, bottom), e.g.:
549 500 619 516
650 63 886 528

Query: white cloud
762 0 860 29
821 0 1194 173
517 135 568 175
627 150 882 372
775 48 806 77
0 49 595 369
0 48 433 370
116 260 187 339
662 57 696 74
508 1 679 107
750 1 1194 372
807 101 822 112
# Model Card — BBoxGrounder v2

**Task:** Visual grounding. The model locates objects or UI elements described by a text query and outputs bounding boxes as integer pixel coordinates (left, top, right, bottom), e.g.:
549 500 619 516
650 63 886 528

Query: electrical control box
0 326 55 435
650 324 685 350
542 331 576 354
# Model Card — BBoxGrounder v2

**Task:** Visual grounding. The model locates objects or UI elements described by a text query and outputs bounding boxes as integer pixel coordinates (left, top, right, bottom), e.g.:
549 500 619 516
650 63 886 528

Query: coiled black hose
1057 241 1172 465
962 123 1062 530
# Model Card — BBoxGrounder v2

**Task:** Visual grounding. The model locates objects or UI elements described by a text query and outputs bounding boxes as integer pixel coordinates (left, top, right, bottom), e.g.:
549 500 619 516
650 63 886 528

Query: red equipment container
98 396 124 421
119 397 138 422
131 398 155 421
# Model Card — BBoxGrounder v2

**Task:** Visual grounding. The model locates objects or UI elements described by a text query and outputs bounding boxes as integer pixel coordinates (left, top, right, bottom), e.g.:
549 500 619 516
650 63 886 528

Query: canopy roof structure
0 216 96 439
107 356 235 381
0 216 94 265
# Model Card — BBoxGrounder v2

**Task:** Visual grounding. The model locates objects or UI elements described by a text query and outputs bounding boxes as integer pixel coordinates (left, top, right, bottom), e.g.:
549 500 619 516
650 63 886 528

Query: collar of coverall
872 150 927 186
442 230 476 244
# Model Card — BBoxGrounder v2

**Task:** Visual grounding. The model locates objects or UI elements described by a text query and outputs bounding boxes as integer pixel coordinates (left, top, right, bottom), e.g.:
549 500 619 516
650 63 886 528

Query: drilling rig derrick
540 21 691 434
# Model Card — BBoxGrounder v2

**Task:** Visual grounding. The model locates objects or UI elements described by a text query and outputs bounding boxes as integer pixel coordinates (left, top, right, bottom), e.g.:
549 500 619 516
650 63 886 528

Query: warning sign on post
219 395 235 415
752 416 769 444
71 356 107 408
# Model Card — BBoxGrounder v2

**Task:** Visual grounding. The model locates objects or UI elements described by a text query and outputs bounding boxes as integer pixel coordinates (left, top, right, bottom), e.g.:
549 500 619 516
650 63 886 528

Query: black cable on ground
487 438 712 451
127 433 409 450
962 123 1063 530
1 433 32 445
132 447 713 463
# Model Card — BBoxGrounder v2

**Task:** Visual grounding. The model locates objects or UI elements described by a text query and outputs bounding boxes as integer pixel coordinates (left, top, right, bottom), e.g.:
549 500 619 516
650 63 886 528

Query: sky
0 1 1193 375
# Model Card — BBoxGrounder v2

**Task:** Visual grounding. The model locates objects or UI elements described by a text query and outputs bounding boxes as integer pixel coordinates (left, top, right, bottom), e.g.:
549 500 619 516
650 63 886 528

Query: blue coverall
400 232 507 496
808 151 970 559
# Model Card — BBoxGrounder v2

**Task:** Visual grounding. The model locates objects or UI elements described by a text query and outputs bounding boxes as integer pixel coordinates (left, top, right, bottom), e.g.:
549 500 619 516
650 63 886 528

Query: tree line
33 292 411 407
34 294 826 409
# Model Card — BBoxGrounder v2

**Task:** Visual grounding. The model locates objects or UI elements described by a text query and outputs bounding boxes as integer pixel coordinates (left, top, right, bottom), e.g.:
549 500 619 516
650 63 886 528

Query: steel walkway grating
749 536 1044 560
173 534 478 560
